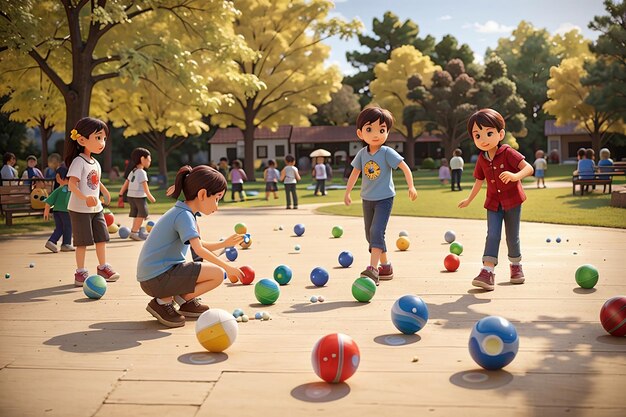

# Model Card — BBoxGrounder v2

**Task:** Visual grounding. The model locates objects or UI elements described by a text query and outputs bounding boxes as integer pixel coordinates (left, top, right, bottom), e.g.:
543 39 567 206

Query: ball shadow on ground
450 370 514 390
44 320 171 353
373 333 421 346
178 351 229 365
291 382 351 403
0 284 77 303
283 301 371 313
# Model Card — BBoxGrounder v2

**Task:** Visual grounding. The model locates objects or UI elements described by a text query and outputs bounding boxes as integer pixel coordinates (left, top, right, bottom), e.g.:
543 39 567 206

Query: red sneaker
510 264 525 284
74 270 89 287
97 264 120 282
378 263 394 280
472 269 495 291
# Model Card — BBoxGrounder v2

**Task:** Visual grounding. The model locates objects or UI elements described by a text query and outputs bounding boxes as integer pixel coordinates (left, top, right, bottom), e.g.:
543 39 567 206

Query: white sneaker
45 241 58 253
129 232 143 241
60 244 75 252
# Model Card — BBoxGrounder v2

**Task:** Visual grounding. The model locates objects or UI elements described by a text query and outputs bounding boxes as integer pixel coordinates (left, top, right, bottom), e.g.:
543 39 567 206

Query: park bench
0 178 54 226
572 166 625 196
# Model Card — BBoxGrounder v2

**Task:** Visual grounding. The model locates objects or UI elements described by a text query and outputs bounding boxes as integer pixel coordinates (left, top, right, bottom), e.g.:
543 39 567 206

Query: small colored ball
262 312 271 320
294 245 301 252
104 212 115 227
556 237 562 243
310 295 319 303
449 242 463 255
107 223 119 234
146 224 153 233
391 295 429 334
236 316 243 322
399 230 409 237
196 309 238 352
240 266 256 285
241 315 249 322
338 251 354 268
310 267 329 287
254 279 280 305
317 295 325 302
600 296 626 336
546 238 551 243
29 263 35 268
118 226 131 239
147 220 155 227
444 254 460 272
278 225 284 230
331 226 344 238
444 230 456 243
468 316 519 370
225 247 238 262
232 308 244 318
234 223 247 235
240 237 252 249
273 264 293 285
351 277 377 303
83 275 107 299
312 333 360 383
575 264 599 289
396 236 410 251
243 233 251 244
294 223 305 236
255 312 263 320
4 273 9 279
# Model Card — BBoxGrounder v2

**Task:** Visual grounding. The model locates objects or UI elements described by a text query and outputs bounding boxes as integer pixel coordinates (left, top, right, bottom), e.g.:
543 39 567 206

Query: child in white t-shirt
119 147 156 240
312 157 327 196
65 117 119 286
533 150 548 189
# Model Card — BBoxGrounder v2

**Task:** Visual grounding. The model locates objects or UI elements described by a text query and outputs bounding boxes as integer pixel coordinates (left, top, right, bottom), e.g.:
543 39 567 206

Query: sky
324 0 607 75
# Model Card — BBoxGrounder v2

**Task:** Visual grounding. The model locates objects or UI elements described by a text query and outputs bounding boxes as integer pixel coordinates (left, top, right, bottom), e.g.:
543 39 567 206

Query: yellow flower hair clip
70 129 80 141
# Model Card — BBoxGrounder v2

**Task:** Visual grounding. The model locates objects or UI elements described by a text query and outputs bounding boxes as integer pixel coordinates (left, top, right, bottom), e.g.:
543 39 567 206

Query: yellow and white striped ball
195 309 238 352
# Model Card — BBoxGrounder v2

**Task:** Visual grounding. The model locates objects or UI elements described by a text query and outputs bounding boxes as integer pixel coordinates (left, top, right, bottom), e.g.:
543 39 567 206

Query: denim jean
314 179 326 195
284 183 298 207
49 211 72 245
362 197 394 252
451 169 462 190
483 204 522 265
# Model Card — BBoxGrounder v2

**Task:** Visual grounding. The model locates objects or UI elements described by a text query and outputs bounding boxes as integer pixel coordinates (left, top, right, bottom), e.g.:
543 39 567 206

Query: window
275 145 285 157
568 141 591 159
257 145 268 158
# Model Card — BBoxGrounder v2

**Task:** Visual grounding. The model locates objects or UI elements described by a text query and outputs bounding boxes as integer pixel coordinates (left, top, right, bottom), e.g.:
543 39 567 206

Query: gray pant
362 197 394 252
483 204 522 265
285 183 298 207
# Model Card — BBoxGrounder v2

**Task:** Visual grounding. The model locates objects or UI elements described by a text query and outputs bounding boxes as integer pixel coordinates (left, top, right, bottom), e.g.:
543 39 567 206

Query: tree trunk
39 121 52 168
403 122 416 170
590 130 602 155
155 133 169 188
241 98 257 181
62 75 93 166
103 133 112 174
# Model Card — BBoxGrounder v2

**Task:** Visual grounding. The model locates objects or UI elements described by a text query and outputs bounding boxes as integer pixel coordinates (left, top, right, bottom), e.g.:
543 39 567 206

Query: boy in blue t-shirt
344 107 417 285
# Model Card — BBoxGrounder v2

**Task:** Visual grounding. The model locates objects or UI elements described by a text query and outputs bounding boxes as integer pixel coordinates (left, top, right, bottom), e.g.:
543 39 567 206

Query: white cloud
438 15 452 21
463 20 515 34
554 22 581 35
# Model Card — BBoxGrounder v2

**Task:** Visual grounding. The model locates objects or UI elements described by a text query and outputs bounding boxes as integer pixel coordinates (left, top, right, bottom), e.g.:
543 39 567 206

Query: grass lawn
1 163 624 235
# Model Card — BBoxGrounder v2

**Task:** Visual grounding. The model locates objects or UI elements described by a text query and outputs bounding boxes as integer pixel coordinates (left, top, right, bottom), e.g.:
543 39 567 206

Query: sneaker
472 268 495 291
360 266 380 286
97 264 120 282
74 270 89 287
286 206 292 210
378 263 394 280
45 241 58 253
60 244 75 252
129 232 142 241
146 298 185 328
177 298 210 318
510 264 525 284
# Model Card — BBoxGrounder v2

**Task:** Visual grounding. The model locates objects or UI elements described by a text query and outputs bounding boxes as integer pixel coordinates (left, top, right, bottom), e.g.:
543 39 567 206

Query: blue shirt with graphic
351 145 404 201
137 201 200 281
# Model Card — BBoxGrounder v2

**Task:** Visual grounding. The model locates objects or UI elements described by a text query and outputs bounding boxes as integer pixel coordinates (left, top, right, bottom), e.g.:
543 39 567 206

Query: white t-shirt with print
126 168 148 198
67 154 102 213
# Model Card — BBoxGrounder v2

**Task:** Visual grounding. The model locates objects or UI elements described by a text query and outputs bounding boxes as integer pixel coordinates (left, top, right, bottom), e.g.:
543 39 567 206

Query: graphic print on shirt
87 169 99 190
364 160 381 180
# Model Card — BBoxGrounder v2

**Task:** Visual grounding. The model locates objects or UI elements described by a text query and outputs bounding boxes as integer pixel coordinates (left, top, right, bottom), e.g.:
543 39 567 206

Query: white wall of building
210 139 289 163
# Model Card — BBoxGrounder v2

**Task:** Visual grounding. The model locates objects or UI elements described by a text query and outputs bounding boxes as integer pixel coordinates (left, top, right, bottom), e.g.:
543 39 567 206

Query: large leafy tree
544 54 626 152
430 34 474 68
0 0 253 165
310 84 361 126
210 0 361 179
583 0 626 124
369 45 440 169
345 11 434 106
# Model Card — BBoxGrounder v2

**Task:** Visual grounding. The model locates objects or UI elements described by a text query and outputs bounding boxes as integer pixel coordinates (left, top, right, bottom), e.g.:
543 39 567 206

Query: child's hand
458 198 471 208
148 195 156 203
223 233 244 248
499 171 518 184
344 193 352 206
86 196 98 207
226 266 243 283
43 211 50 221
408 187 417 201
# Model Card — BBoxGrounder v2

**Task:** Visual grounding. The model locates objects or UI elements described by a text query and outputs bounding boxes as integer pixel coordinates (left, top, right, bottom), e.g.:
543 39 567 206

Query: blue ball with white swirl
469 316 519 370
391 295 429 334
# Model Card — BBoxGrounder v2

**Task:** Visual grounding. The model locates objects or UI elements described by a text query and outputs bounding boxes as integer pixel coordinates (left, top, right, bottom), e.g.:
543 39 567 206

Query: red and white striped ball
311 333 360 383
600 296 626 337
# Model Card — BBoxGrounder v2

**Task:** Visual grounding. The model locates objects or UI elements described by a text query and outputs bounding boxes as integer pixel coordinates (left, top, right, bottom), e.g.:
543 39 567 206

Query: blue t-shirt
577 159 595 180
351 145 404 201
137 201 200 281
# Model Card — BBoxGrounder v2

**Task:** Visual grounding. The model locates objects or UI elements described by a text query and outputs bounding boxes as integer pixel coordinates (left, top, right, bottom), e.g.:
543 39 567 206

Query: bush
421 157 435 169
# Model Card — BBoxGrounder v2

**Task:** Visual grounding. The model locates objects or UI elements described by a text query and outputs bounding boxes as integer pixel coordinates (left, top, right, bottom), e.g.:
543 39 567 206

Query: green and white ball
255 278 280 305
352 277 377 302
83 275 107 299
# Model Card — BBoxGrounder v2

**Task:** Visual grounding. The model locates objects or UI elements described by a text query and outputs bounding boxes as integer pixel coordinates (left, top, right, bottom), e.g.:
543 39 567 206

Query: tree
369 45 440 169
210 0 361 179
430 34 474 68
345 11 434 106
583 0 626 124
543 55 626 152
0 0 253 162
310 84 361 126
0 96 32 158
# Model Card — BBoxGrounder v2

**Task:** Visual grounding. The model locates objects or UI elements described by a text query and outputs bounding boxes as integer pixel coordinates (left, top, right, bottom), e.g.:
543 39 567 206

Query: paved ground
0 203 625 417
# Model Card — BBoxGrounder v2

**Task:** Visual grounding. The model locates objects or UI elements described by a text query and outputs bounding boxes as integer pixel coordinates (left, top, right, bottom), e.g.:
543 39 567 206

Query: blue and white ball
83 275 107 299
391 295 429 334
469 316 519 370
225 247 238 262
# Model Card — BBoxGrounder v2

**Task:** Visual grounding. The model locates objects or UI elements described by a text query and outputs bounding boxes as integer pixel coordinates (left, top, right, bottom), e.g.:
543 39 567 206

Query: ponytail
124 147 151 178
166 165 227 201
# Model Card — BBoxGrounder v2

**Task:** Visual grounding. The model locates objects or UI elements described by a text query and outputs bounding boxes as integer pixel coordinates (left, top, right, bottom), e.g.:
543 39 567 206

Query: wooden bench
0 179 54 225
572 167 625 196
